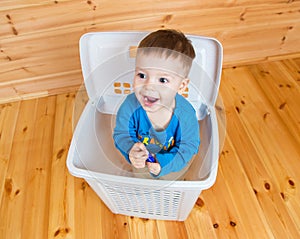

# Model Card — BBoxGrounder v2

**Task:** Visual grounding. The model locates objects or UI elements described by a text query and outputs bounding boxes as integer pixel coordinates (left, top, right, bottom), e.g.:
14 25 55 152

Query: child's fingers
129 155 146 168
147 162 161 175
132 160 146 168
129 144 148 168
129 142 150 168
135 149 148 159
130 143 148 158
132 142 146 152
130 149 148 161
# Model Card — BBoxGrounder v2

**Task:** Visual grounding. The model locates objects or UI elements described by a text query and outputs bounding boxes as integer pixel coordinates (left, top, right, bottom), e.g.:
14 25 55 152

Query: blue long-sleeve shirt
113 93 200 178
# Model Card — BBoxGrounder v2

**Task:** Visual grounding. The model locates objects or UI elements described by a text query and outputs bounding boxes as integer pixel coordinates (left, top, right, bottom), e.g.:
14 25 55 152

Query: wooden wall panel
0 0 300 102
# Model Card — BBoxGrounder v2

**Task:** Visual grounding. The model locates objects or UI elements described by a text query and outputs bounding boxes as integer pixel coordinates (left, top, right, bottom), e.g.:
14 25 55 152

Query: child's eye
137 73 146 79
159 77 169 83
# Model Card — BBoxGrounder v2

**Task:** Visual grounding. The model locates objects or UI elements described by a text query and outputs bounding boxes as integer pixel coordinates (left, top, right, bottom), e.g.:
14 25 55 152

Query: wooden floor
0 57 300 239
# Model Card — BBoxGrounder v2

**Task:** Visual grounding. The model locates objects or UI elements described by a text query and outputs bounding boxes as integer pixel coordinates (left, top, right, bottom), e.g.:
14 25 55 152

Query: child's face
134 53 189 113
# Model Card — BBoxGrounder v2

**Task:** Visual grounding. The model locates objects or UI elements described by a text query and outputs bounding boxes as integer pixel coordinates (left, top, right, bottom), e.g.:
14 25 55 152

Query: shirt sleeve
113 94 140 162
154 97 200 178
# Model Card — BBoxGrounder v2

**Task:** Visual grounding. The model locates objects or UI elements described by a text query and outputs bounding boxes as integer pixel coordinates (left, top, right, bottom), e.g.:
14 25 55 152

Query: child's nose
143 77 156 89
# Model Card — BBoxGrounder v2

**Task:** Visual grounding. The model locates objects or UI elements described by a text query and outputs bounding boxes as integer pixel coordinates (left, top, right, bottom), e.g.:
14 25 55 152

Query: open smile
143 95 159 107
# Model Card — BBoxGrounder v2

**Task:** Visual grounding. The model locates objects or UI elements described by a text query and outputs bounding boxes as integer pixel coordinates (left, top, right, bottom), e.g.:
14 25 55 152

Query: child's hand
147 162 161 176
129 142 148 168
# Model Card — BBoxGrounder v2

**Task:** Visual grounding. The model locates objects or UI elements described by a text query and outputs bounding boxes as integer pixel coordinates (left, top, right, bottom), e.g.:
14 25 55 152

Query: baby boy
113 29 200 178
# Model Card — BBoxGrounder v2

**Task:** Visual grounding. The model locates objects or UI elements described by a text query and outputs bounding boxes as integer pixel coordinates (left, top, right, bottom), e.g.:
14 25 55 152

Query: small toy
146 153 156 163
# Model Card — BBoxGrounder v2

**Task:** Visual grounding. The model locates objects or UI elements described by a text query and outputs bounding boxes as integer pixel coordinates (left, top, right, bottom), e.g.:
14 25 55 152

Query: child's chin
142 104 160 113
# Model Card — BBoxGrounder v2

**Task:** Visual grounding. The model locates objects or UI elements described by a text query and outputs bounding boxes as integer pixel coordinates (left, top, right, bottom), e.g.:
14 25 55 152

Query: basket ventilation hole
113 82 189 98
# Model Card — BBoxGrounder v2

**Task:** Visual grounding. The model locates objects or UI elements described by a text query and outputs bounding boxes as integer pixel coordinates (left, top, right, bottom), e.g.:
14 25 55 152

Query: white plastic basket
67 32 223 221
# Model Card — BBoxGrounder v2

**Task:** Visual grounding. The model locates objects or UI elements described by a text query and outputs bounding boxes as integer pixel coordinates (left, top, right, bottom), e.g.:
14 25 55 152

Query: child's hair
137 29 195 76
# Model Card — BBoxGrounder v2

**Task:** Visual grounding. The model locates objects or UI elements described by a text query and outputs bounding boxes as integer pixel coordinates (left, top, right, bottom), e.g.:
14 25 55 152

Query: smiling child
113 29 200 178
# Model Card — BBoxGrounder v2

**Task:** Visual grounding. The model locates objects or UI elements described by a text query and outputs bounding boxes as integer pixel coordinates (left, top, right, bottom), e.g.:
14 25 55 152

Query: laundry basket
67 32 223 221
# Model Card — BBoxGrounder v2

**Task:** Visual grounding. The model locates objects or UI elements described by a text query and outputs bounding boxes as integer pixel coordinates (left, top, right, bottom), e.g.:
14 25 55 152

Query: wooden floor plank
292 57 300 67
0 101 20 202
21 96 56 238
280 58 300 87
47 93 75 239
100 198 130 239
112 214 131 239
156 220 188 239
184 201 218 239
74 179 102 239
0 99 38 238
127 217 160 239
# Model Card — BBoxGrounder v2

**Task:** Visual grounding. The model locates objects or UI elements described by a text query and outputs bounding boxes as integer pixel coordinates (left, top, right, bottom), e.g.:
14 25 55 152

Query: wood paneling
0 57 299 238
0 1 300 101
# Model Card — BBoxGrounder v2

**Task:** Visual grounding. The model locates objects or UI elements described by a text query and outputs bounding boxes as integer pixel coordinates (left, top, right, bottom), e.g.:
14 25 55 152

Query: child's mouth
143 95 159 106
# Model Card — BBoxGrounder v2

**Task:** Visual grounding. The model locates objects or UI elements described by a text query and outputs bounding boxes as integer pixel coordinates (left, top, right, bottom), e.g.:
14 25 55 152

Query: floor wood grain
0 58 299 238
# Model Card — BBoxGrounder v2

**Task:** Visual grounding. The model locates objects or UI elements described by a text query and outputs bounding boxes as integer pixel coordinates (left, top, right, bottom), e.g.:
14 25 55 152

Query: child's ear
178 78 190 94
